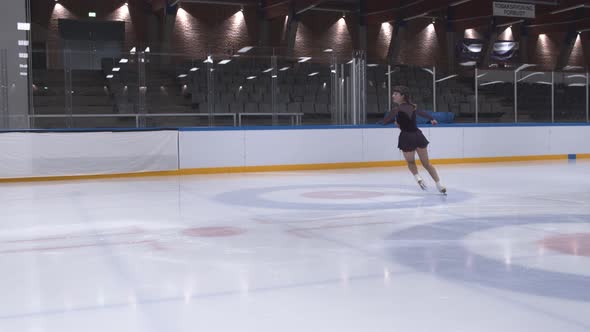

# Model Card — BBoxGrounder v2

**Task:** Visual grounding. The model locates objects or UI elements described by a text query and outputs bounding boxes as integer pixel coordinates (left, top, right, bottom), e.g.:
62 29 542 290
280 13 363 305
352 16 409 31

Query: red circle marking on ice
301 190 385 199
182 227 246 237
539 233 590 257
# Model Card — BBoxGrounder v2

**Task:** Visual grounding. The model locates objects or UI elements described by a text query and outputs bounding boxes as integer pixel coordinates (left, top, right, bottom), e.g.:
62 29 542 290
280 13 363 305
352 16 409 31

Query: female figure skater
381 85 446 194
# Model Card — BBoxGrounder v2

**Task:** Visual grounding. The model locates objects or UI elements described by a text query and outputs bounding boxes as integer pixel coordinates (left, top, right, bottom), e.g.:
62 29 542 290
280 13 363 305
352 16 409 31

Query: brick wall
367 22 392 62
31 0 147 67
293 11 356 61
566 34 587 69
172 3 258 59
396 20 447 68
529 32 565 70
30 0 589 69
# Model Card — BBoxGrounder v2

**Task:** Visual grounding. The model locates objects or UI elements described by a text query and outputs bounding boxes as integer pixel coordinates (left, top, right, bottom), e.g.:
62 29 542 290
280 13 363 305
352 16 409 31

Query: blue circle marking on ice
215 184 472 210
386 214 590 302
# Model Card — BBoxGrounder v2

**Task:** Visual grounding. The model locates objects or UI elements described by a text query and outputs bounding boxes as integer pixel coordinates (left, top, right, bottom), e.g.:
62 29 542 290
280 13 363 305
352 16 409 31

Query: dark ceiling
180 0 590 33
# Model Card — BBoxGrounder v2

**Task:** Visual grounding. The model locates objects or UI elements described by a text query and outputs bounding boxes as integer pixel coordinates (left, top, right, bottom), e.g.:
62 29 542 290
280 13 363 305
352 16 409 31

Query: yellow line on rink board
1 154 585 183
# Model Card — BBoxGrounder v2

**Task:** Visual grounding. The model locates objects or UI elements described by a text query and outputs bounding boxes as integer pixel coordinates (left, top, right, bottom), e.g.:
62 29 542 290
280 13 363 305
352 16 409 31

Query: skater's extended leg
416 147 446 194
403 150 426 190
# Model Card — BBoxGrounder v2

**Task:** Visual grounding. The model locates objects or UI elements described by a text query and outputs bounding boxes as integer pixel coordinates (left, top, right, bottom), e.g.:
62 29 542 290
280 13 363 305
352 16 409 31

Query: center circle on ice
301 190 385 199
539 233 590 257
182 227 246 237
387 214 590 302
215 184 472 210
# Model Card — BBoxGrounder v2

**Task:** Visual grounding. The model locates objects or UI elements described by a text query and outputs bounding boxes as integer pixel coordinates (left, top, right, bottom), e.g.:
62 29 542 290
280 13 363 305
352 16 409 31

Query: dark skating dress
382 103 434 152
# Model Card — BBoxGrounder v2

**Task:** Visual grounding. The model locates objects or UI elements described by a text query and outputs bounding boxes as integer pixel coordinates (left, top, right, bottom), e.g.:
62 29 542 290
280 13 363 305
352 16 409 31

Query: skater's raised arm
381 107 399 125
416 109 438 125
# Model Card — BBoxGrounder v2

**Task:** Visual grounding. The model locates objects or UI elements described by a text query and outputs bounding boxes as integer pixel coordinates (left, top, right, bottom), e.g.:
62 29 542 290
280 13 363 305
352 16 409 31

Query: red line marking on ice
0 240 158 255
2 227 146 244
287 220 399 238
539 233 590 257
182 227 246 237
291 220 398 232
286 229 314 238
254 214 377 225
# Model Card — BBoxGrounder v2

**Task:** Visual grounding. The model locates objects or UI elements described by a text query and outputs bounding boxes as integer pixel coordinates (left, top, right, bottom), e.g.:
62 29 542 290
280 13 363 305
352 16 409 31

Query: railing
238 112 303 126
29 113 238 128
28 112 308 128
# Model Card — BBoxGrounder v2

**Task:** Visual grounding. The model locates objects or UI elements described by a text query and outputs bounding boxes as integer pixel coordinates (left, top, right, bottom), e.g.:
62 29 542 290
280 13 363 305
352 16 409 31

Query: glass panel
434 68 462 124
475 69 514 123
208 53 253 127
330 55 347 125
0 48 9 129
275 53 333 126
69 44 136 129
451 68 477 124
268 54 307 126
30 49 68 129
554 71 587 122
366 64 389 124
231 54 275 126
141 52 213 128
417 66 434 114
516 70 552 122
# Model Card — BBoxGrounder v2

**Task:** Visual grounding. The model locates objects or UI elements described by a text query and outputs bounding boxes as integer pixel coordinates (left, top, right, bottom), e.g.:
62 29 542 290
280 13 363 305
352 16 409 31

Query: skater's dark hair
392 85 417 110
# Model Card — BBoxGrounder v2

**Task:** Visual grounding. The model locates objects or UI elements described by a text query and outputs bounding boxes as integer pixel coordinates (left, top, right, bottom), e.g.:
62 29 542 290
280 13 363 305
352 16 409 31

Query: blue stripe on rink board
0 127 180 134
179 122 590 131
568 154 577 160
1 122 589 134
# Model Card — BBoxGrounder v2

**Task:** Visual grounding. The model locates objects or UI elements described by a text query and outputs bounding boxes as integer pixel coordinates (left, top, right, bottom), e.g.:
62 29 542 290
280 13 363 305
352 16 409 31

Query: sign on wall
493 2 535 18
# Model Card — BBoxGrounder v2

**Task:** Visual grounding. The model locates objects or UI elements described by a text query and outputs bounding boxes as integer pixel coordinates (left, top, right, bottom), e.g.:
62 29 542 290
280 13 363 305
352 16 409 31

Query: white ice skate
417 179 427 191
436 183 447 195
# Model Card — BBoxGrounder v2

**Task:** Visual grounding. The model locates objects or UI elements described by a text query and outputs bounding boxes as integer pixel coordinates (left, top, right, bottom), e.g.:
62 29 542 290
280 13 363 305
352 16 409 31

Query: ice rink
1 160 589 332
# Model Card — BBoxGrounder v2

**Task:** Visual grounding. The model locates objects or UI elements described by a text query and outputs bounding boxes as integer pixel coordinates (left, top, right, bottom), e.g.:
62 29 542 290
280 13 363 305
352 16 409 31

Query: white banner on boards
493 2 535 18
0 131 179 178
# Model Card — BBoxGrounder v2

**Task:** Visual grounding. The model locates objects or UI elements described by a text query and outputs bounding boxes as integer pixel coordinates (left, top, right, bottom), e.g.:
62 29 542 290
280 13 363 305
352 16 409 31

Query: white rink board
1 125 589 178
0 131 179 178
179 125 590 169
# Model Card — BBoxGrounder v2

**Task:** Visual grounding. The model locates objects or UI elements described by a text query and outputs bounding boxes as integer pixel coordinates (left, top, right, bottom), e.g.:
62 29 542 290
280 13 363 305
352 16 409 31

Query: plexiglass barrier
2 45 588 129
